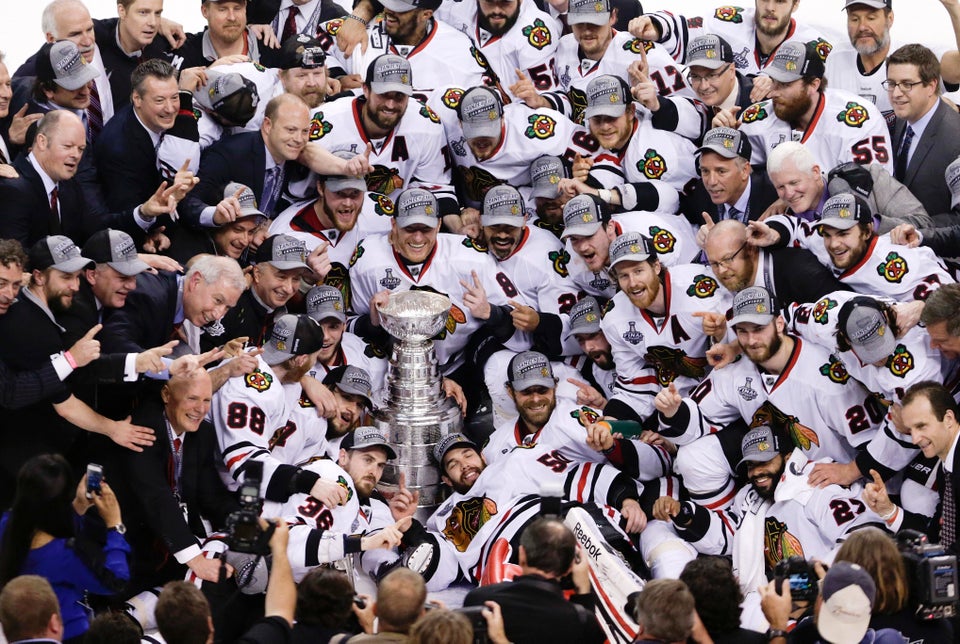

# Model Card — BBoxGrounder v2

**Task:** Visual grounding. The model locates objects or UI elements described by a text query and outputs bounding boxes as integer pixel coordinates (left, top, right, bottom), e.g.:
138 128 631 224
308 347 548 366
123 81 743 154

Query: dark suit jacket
112 396 237 587
463 574 606 644
679 166 779 227
894 99 960 217
766 247 852 306
180 131 297 228
199 287 278 352
100 270 181 354
94 104 165 212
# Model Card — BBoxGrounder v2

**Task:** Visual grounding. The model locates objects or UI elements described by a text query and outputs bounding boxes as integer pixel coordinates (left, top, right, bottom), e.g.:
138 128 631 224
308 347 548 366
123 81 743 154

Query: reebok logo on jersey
648 226 676 254
638 148 668 179
877 252 909 283
887 345 915 378
522 19 552 50
812 298 836 324
525 114 557 139
714 6 743 23
741 103 768 123
836 102 869 128
245 369 273 392
819 358 850 384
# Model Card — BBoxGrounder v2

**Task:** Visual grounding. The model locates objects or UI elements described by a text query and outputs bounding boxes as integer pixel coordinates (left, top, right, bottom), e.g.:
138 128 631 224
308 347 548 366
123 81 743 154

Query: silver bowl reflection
377 291 451 342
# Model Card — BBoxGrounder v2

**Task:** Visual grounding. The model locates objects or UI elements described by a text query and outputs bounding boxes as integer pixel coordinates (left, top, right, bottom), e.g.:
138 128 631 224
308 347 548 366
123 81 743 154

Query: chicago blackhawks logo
325 18 343 35
244 369 273 392
646 346 707 386
570 87 588 124
457 165 502 203
442 87 466 110
371 193 395 217
877 252 909 283
648 226 677 254
443 496 498 552
819 358 850 384
525 114 557 139
686 274 718 298
462 237 487 252
764 518 805 572
572 406 601 426
522 19 552 50
686 16 703 28
714 6 744 23
548 248 570 276
639 148 668 179
308 113 332 140
325 263 352 313
349 242 365 266
741 103 768 123
752 402 820 451
622 38 652 54
837 102 869 128
812 297 837 324
419 104 440 123
336 475 354 503
887 345 915 377
810 38 833 61
366 164 404 195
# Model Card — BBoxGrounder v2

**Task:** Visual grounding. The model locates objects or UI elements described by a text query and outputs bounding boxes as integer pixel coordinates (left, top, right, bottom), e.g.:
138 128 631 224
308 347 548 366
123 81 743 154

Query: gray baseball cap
843 0 890 10
306 285 347 323
224 182 268 222
729 285 777 328
508 351 556 391
341 426 396 458
29 235 94 273
567 0 611 26
325 364 375 409
608 232 656 268
459 87 503 140
380 0 442 12
566 296 603 337
687 34 734 70
262 314 326 364
584 75 630 119
560 194 608 239
737 425 781 469
365 54 413 96
817 193 872 231
320 150 368 194
838 298 896 365
765 41 825 83
82 229 150 277
254 234 312 272
394 188 440 228
946 157 960 210
433 432 477 466
37 40 100 90
481 185 525 227
530 155 566 198
697 126 752 160
193 71 260 126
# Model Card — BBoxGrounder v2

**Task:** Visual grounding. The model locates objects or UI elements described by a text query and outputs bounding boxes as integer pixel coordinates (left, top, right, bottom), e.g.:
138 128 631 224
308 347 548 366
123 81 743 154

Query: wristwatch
108 523 127 535
765 628 787 641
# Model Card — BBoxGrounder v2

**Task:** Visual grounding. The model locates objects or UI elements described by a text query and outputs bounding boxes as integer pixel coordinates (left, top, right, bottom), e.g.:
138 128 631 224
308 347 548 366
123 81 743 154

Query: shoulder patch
638 148 668 179
369 192 395 216
887 344 915 378
245 369 274 392
571 406 601 426
741 102 768 123
462 237 488 252
812 297 837 324
548 248 570 277
419 103 440 123
622 38 652 54
836 102 870 128
602 298 616 314
648 226 676 254
686 16 703 28
819 358 850 384
714 6 744 23
253 62 267 72
349 241 365 267
522 19 553 50
525 114 557 139
442 87 466 110
686 274 718 298
877 251 909 283
809 38 833 61
309 112 332 140
326 18 343 35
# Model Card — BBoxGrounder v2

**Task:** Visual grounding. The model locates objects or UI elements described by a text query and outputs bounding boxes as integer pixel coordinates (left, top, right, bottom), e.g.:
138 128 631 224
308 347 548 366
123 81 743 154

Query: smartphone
86 463 104 499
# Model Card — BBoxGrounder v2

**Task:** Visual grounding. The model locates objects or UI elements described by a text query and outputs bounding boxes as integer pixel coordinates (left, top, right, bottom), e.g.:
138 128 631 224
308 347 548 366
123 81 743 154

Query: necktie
87 81 103 143
0 146 7 165
727 205 744 223
281 6 300 42
262 165 284 216
894 124 915 181
49 187 62 234
173 437 182 453
943 471 956 549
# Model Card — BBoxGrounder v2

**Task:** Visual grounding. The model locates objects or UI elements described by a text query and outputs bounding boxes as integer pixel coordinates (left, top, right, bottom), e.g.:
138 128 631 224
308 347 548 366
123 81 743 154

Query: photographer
835 528 954 642
409 605 510 644
347 568 428 642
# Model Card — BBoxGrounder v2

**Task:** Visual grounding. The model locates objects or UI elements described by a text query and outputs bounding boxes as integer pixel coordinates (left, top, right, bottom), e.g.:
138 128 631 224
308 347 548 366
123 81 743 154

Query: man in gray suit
888 44 960 221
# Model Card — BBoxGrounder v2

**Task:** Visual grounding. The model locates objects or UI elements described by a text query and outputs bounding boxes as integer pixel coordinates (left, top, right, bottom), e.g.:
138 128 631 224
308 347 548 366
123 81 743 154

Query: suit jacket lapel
905 101 944 184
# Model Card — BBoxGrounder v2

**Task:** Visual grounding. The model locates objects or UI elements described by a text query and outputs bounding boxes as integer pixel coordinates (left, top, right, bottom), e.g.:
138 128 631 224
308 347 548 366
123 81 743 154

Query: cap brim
310 307 347 323
729 313 775 328
560 222 602 240
697 142 740 159
584 104 628 119
481 214 524 227
52 257 95 273
736 450 779 470
817 601 871 644
688 58 728 70
325 177 367 193
55 65 99 91
764 67 802 84
564 322 602 341
610 252 653 268
260 344 292 365
265 260 313 273
567 12 610 25
844 0 888 9
380 0 418 11
436 439 476 464
462 120 501 140
336 382 374 409
396 214 440 228
531 183 561 199
816 217 860 231
510 376 555 391
107 258 151 277
851 333 897 365
237 206 267 221
370 81 413 96
351 441 396 458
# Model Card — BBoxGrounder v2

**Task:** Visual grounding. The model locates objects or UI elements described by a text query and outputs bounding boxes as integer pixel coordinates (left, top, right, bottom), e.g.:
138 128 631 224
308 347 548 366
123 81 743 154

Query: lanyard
164 415 184 501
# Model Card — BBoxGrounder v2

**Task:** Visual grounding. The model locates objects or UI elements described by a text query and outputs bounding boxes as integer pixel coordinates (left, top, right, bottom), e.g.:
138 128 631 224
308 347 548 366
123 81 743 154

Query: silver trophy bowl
376 291 451 343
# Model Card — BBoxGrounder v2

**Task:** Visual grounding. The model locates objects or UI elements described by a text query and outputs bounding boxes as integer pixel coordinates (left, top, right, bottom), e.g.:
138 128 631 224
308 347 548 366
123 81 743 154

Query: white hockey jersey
307 331 390 409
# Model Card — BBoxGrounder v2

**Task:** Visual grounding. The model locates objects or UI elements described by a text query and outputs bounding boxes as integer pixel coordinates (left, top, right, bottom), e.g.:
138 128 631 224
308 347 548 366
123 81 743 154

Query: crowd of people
3 0 960 642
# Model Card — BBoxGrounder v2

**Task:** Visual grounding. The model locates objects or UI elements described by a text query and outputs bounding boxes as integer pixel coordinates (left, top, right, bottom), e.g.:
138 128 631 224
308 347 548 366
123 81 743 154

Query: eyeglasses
688 64 731 85
881 79 927 93
707 241 747 270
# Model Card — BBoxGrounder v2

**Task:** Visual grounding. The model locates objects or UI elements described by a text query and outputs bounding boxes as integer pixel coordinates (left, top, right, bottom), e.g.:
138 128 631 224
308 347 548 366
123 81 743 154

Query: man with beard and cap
653 424 884 602
735 41 893 175
564 296 617 410
525 155 569 238
275 34 332 111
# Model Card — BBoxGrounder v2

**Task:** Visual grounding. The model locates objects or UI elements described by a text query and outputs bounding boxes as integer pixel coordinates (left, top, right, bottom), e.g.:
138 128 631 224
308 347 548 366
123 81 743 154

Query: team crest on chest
812 297 836 324
686 274 719 298
522 19 552 50
714 6 744 23
379 268 402 290
648 226 677 254
876 252 909 283
442 496 499 552
819 358 850 384
622 321 644 345
764 518 805 572
836 102 869 128
525 114 557 139
887 345 915 377
638 148 668 179
245 369 273 392
741 103 768 123
366 165 405 195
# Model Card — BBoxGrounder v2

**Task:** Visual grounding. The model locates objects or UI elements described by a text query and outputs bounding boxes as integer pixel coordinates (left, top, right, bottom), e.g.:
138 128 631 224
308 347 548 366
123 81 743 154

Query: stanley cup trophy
374 291 464 519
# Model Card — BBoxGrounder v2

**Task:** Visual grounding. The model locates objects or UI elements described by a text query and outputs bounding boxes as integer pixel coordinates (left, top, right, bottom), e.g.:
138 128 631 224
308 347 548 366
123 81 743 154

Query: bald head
34 110 87 182
376 568 426 634
161 369 213 434
704 219 757 293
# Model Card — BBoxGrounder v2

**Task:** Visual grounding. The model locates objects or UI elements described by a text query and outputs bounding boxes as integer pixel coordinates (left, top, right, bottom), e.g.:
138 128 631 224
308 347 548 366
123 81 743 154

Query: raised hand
654 382 682 418
460 271 492 320
389 472 420 521
68 323 102 368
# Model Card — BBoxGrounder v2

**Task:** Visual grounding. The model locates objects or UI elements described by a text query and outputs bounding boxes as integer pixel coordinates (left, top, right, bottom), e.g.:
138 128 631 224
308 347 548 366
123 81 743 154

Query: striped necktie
87 81 103 142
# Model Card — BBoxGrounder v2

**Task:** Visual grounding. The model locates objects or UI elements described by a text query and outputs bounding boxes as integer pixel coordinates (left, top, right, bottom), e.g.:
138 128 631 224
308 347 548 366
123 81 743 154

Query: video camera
225 461 272 555
897 529 958 620
774 556 819 605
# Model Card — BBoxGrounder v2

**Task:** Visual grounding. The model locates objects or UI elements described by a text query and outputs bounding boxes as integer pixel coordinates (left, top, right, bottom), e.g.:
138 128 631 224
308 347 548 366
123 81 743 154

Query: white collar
27 152 57 196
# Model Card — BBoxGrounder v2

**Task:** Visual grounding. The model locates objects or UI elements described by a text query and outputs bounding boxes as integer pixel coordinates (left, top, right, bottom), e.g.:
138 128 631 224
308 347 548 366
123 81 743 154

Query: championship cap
319 150 368 194
193 71 260 126
36 40 100 90
567 0 611 26
687 34 734 70
530 155 566 198
341 426 396 458
843 0 891 10
737 425 781 469
365 54 413 96
261 314 325 364
584 74 631 119
481 185 525 227
817 562 876 644
323 364 375 409
394 188 440 228
697 126 752 160
29 235 94 273
380 0 442 12
433 433 477 466
254 234 313 272
306 285 347 323
560 194 609 239
729 285 777 327
82 229 150 276
765 41 825 83
827 161 875 201
608 232 656 268
277 34 327 70
224 182 268 222
566 296 603 337
837 297 896 365
817 192 872 231
507 351 556 391
946 156 960 210
458 87 503 140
